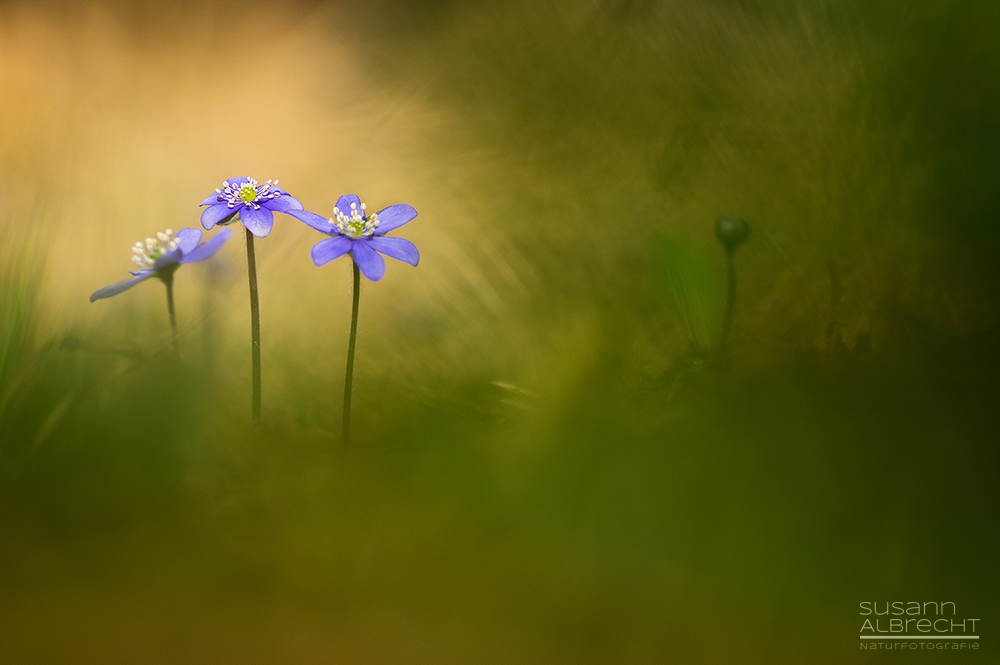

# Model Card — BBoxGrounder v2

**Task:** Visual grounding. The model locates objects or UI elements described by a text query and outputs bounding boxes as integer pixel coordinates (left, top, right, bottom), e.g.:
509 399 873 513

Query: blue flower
199 176 304 238
290 194 419 281
90 227 232 302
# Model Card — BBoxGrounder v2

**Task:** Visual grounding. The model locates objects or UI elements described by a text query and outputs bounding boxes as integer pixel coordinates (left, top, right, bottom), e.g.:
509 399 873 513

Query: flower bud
715 216 750 252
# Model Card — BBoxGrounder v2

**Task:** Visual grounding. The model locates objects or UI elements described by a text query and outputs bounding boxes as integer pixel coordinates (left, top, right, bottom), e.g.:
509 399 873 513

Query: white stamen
331 198 380 239
130 228 180 270
214 175 282 209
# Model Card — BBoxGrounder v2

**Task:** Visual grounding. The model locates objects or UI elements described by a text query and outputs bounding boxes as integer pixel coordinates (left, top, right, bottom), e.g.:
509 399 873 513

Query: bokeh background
1 0 998 662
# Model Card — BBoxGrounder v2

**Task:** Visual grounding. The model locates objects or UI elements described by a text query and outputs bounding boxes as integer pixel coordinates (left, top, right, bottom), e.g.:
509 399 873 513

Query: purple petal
263 193 304 213
202 203 239 230
200 193 223 206
181 227 232 264
239 206 274 238
372 204 417 234
311 236 353 267
335 194 362 218
223 176 249 187
175 228 203 255
287 210 336 234
351 240 386 281
153 248 183 270
366 236 419 266
90 272 155 302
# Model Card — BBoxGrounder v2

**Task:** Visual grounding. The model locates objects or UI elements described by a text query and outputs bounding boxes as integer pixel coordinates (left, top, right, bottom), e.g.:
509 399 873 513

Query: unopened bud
715 216 750 252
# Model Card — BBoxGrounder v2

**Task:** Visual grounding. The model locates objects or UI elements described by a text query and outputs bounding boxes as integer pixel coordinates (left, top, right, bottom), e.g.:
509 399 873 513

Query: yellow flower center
238 184 258 203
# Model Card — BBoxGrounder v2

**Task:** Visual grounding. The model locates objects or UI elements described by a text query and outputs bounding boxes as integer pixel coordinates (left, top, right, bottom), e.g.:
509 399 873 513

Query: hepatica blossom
291 194 419 280
200 176 304 237
291 194 418 445
199 175 303 422
90 227 232 302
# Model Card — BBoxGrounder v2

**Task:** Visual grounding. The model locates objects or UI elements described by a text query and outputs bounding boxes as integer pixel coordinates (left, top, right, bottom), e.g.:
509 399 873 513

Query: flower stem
246 228 261 424
719 248 736 347
164 272 178 355
342 260 360 446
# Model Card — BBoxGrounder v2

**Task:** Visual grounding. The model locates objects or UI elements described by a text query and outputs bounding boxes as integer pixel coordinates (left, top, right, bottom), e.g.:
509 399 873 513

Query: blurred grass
0 0 998 662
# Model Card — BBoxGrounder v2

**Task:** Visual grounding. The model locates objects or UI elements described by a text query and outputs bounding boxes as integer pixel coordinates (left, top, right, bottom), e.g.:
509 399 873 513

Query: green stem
246 228 261 424
343 261 360 445
719 249 736 348
164 272 178 355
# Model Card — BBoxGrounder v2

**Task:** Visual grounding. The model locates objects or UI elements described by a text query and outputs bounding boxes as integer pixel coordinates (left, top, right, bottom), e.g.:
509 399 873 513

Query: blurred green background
1 0 997 662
